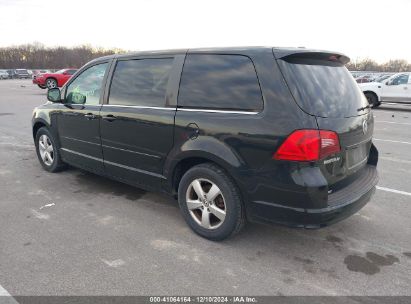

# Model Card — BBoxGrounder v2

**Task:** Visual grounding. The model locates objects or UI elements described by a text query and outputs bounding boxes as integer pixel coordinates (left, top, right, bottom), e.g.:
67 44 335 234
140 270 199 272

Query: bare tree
381 59 410 72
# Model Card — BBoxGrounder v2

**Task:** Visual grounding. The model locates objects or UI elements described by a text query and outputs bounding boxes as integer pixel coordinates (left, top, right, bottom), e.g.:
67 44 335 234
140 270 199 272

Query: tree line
1 43 410 72
345 58 411 72
0 43 125 69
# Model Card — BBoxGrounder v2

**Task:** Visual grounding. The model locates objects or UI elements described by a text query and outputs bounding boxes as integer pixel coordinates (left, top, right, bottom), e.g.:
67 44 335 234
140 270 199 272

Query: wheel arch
32 118 50 139
167 152 242 196
363 90 380 102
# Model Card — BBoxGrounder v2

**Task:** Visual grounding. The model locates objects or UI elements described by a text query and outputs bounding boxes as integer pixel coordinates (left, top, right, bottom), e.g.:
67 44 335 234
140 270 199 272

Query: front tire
46 78 58 89
178 163 245 241
365 92 380 108
38 84 46 89
35 127 66 172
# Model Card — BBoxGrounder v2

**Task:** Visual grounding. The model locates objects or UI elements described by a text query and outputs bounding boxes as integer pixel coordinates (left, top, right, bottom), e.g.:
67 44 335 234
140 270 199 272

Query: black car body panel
32 47 378 229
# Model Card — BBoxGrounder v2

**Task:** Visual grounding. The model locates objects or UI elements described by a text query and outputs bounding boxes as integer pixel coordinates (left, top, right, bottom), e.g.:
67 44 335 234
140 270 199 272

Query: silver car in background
0 70 9 79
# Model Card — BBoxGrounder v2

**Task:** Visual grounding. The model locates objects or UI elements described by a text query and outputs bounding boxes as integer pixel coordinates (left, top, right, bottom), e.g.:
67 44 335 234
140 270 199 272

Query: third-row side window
178 54 263 111
109 58 173 107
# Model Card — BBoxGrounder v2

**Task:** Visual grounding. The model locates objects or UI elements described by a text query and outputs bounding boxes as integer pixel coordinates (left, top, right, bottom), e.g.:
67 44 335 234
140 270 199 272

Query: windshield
375 75 390 82
277 58 369 118
55 69 65 74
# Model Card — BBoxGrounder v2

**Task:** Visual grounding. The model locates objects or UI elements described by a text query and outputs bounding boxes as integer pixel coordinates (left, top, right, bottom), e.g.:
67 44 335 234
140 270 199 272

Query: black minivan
32 47 378 240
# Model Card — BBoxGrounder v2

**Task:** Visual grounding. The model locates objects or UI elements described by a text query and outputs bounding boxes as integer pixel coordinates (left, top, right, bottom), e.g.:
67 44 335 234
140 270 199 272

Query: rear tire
365 92 380 108
35 127 66 172
178 163 245 241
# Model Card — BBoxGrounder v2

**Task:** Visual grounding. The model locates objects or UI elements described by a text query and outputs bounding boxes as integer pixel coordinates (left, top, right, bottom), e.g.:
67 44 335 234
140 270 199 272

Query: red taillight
273 129 340 161
273 130 320 161
319 130 340 159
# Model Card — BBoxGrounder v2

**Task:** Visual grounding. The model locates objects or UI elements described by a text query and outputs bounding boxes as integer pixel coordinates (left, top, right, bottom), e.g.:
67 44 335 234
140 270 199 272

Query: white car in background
359 72 411 107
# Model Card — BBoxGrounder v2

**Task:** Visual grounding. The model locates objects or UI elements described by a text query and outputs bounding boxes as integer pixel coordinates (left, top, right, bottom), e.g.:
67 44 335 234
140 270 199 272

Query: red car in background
355 75 373 84
33 68 77 89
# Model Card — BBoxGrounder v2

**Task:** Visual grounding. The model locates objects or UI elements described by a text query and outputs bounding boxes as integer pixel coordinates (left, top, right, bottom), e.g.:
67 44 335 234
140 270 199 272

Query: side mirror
47 88 61 102
62 71 68 75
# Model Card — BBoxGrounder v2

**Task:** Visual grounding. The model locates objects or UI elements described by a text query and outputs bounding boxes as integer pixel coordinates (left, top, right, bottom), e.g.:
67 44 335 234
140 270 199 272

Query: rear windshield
277 57 369 118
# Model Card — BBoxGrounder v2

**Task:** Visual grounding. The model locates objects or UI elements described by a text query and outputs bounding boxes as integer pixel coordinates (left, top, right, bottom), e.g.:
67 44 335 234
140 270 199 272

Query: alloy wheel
46 79 57 89
186 178 226 229
38 134 54 166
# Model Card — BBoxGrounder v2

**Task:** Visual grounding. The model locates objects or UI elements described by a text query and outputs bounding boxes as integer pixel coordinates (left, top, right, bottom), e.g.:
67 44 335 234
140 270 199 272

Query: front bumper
33 78 45 85
247 164 378 228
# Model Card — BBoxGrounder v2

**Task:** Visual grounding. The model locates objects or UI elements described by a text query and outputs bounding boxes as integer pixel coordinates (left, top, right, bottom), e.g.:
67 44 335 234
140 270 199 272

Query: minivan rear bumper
247 164 378 228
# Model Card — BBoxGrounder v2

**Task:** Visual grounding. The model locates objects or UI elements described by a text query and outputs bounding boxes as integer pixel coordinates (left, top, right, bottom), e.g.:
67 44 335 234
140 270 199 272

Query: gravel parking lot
0 79 410 297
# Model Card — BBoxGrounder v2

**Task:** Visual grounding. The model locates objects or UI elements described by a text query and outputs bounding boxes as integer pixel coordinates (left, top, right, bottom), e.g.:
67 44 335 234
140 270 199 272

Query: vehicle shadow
70 167 177 207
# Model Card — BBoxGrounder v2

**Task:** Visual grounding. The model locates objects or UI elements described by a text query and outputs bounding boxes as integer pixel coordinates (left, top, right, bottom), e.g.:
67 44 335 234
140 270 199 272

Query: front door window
65 63 108 105
390 74 409 86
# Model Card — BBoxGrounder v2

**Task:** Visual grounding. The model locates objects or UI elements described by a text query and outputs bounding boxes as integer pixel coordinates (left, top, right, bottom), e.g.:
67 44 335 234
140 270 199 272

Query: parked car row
351 71 396 84
0 69 51 79
0 69 31 79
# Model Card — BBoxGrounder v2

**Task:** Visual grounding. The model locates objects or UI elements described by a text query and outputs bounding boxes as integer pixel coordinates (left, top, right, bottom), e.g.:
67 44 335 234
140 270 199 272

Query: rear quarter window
277 57 369 118
178 54 263 111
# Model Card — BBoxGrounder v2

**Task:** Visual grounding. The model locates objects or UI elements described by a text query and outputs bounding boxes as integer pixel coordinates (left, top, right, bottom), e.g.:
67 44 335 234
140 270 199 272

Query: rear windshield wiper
357 105 371 112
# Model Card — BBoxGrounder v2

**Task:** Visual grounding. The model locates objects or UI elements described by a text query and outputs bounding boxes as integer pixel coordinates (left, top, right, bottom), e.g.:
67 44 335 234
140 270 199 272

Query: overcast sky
0 0 409 63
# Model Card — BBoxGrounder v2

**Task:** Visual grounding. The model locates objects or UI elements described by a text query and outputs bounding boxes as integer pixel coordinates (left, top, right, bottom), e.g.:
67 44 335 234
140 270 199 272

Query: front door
382 73 411 102
57 62 109 173
100 56 179 189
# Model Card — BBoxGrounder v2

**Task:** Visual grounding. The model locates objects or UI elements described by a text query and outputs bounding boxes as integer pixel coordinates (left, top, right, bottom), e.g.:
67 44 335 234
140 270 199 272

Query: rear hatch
274 49 374 186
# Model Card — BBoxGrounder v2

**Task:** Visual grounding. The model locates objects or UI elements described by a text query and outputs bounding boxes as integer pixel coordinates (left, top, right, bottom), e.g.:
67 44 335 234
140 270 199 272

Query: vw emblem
362 119 368 135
